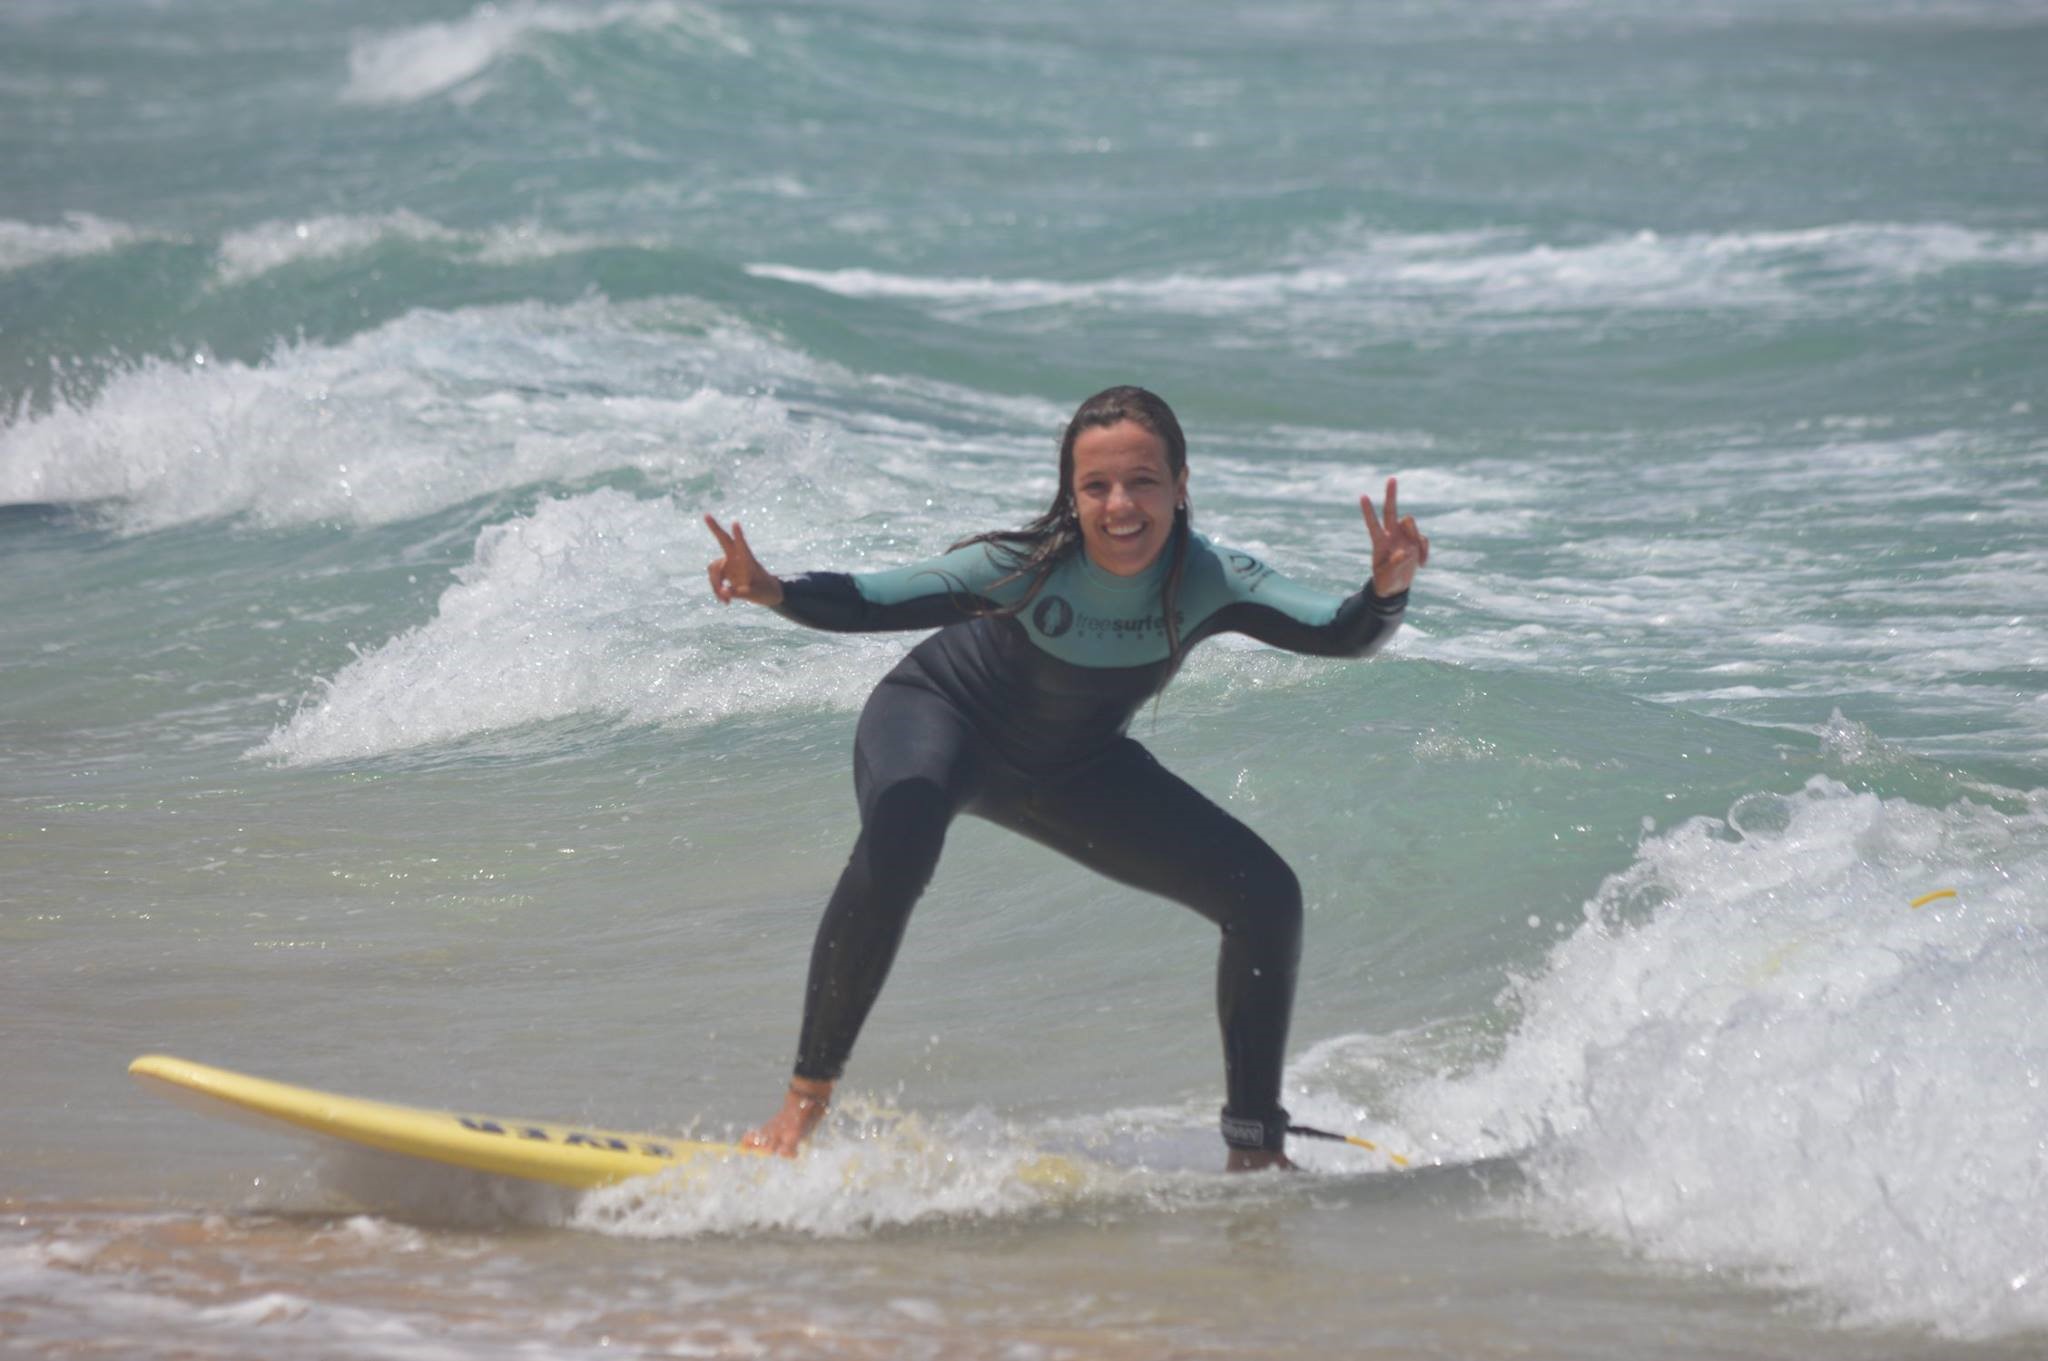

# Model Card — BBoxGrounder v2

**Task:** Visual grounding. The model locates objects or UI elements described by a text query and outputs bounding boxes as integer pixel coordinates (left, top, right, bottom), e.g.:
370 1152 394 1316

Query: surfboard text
456 1115 675 1159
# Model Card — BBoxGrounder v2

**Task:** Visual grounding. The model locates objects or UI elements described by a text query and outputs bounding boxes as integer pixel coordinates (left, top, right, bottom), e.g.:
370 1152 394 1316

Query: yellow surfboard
129 1054 763 1189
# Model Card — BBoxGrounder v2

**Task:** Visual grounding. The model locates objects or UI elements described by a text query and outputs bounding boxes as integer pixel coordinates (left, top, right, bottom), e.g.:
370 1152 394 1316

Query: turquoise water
4 1 2045 1356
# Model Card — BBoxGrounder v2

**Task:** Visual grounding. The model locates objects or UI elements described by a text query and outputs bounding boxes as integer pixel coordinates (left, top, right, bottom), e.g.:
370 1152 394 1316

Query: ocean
3 0 2045 1356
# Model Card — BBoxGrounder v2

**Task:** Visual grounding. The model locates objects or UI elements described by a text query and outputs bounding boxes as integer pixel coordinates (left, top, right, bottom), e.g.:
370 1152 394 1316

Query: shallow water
4 0 2045 1356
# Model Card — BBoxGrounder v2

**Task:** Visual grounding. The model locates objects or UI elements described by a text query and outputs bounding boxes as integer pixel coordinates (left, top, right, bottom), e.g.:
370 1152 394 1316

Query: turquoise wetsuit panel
824 533 1382 668
772 529 1404 767
842 541 1027 610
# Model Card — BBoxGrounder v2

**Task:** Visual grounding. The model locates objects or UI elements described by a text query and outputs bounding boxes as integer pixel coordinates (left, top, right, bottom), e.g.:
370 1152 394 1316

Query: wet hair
952 384 1194 661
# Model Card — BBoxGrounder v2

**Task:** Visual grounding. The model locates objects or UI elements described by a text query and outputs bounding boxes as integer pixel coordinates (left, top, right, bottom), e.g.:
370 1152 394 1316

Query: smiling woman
703 385 1429 1171
1071 419 1184 576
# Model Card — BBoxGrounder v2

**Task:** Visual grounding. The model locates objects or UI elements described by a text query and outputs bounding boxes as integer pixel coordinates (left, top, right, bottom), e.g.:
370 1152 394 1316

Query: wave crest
341 0 751 106
750 222 2048 324
1398 778 2048 1337
0 296 805 533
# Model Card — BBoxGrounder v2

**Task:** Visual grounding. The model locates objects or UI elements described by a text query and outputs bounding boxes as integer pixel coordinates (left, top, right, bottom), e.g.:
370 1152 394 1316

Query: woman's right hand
703 515 785 607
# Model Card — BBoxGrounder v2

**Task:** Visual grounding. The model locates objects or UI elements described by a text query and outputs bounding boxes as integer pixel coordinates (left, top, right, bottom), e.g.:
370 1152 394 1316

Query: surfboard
131 1054 1090 1192
128 1054 763 1189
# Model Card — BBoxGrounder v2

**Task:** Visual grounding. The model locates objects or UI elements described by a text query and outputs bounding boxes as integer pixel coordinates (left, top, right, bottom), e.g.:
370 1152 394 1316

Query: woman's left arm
1203 478 1429 659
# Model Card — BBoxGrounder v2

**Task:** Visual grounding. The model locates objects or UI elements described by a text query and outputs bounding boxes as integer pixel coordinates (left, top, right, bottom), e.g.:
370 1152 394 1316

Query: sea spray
255 489 901 764
0 299 807 534
1399 778 2048 1337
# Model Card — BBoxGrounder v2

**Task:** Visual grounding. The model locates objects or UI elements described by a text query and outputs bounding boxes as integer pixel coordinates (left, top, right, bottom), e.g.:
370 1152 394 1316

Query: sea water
3 1 2045 1356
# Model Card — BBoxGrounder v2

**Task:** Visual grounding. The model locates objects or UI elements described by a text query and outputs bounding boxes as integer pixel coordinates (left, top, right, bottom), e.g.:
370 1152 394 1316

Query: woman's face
1070 420 1186 576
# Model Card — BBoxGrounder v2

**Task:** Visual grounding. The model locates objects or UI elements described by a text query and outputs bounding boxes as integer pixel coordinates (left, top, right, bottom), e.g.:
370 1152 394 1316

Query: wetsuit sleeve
770 541 1014 633
1200 553 1407 658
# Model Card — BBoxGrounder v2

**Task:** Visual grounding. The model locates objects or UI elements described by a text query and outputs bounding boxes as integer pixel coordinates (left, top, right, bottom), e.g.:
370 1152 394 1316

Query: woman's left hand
1360 477 1429 597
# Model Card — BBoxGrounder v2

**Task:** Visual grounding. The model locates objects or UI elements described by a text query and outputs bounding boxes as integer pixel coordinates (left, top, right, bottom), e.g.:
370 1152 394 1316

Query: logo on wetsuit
1228 552 1276 593
1031 593 1182 645
1033 595 1076 637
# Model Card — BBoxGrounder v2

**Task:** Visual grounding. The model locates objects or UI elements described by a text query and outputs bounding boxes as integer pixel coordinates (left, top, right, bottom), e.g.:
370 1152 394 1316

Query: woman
704 386 1427 1171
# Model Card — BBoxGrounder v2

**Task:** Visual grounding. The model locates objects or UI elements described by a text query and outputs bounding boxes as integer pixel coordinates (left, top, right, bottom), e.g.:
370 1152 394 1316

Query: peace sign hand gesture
1359 477 1429 598
703 515 785 608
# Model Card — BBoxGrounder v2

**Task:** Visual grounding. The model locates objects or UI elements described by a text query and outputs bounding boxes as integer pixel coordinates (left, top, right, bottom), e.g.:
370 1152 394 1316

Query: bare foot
1225 1147 1299 1173
740 1076 833 1157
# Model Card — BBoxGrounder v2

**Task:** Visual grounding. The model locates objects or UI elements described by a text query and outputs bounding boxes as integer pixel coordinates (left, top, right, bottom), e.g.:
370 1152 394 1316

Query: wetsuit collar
1073 540 1172 593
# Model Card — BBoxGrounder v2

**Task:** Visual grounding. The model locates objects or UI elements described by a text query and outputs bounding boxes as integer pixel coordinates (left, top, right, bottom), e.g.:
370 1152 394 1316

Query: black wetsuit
771 530 1406 1151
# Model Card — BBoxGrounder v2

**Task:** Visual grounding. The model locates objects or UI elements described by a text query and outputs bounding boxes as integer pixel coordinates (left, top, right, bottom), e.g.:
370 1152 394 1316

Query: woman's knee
1219 846 1302 958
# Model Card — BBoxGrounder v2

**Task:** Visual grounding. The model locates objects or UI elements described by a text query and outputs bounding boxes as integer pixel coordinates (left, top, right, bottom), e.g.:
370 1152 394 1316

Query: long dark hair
952 385 1194 661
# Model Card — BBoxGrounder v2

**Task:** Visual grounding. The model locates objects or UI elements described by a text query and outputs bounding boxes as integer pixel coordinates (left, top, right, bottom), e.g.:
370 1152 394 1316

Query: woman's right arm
704 516 1007 633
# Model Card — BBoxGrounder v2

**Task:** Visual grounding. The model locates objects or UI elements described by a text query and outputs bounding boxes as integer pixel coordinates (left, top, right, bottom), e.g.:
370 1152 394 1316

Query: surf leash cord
1287 1123 1411 1167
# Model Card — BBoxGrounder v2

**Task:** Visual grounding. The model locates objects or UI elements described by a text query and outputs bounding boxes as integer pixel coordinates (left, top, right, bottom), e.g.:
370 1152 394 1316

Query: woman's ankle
1225 1147 1297 1173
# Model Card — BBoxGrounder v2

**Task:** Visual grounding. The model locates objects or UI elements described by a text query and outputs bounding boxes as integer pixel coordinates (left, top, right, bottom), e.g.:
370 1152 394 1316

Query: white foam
0 212 154 272
196 1291 316 1326
1382 423 2048 759
1377 221 2048 311
216 211 458 283
1190 456 1509 516
567 1093 1375 1243
748 222 2048 325
573 1103 1095 1239
341 0 751 106
214 212 653 286
1394 778 2048 1337
254 489 900 765
0 295 809 533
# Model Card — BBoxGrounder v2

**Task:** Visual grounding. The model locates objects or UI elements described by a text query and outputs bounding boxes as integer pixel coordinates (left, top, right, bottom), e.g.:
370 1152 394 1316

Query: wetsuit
771 529 1406 1151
